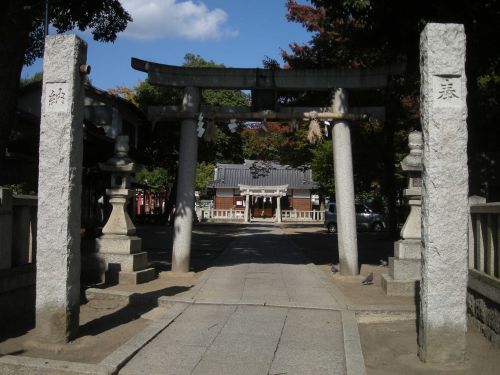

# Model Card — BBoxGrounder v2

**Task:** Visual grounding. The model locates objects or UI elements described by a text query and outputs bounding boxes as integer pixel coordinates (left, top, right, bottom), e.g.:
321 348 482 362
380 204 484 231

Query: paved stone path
120 225 363 375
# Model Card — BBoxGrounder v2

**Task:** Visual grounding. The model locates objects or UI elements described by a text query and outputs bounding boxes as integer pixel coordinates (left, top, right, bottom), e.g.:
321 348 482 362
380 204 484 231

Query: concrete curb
348 304 416 312
98 302 188 374
348 304 416 321
158 295 346 311
305 262 350 307
85 288 134 304
342 310 367 375
84 266 215 305
0 355 107 375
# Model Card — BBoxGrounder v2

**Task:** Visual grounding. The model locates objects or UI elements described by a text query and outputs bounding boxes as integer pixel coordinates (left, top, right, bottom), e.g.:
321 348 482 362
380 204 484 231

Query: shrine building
207 161 318 221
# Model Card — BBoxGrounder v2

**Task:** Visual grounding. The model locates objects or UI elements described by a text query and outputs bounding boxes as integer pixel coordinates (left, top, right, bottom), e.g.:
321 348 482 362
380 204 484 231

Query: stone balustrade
198 208 245 221
467 201 500 348
281 210 324 221
0 187 37 322
196 207 324 222
0 187 38 270
469 202 500 278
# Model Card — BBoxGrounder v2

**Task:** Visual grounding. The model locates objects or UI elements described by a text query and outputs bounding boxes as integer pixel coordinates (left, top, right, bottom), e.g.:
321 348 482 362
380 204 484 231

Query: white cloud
121 0 238 40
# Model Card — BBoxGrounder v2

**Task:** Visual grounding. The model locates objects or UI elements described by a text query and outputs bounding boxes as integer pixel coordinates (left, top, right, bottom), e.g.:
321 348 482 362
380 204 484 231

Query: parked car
324 202 385 233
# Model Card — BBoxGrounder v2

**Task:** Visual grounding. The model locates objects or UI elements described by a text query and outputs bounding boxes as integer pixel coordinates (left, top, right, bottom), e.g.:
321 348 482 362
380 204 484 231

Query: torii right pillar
419 23 468 363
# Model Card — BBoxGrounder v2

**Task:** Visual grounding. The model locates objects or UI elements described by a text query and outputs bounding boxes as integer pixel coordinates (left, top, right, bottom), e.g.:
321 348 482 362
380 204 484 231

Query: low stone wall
467 269 500 348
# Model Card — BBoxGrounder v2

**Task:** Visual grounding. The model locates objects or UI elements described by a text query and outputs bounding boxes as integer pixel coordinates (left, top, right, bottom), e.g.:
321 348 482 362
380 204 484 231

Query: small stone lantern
100 136 137 236
399 131 423 240
96 136 155 284
382 131 423 296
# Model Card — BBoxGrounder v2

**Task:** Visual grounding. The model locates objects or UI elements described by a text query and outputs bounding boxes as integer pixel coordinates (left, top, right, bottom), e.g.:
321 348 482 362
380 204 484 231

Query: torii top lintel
131 58 404 91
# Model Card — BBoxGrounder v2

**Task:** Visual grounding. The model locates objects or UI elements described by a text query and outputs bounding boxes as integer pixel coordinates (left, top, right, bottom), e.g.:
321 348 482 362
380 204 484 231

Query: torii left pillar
35 35 87 344
332 88 359 275
171 87 201 273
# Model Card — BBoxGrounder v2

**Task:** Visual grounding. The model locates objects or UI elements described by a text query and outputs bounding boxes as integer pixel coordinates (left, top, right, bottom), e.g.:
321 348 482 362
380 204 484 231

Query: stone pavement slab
188 226 345 308
119 224 362 375
120 305 346 375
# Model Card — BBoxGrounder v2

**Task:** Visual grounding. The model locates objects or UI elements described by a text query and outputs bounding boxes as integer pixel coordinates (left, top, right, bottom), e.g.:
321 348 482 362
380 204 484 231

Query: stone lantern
382 131 422 296
96 135 155 284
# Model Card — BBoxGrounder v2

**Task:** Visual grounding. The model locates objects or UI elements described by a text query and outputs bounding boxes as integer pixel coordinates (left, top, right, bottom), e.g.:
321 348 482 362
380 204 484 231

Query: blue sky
22 0 312 90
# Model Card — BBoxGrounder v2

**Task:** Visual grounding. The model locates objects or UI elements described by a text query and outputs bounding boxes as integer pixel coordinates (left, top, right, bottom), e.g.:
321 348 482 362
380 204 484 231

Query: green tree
20 71 43 88
111 54 250 169
283 0 500 202
136 167 171 189
182 53 250 108
195 162 215 198
311 140 335 197
0 1 131 168
241 122 315 166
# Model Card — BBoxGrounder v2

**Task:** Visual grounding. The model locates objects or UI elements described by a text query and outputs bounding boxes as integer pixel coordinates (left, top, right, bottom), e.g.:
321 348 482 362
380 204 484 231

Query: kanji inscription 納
44 82 69 113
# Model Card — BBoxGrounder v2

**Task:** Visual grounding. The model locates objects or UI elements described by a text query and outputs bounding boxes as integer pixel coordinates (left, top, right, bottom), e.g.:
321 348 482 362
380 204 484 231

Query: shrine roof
207 161 318 190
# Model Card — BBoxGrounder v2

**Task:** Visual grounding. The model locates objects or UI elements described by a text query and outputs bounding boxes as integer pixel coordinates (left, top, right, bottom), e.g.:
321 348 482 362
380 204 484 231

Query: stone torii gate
132 58 402 275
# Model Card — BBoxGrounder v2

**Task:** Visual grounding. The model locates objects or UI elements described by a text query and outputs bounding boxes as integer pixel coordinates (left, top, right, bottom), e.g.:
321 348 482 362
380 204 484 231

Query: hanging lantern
307 112 322 143
228 118 238 133
204 121 218 142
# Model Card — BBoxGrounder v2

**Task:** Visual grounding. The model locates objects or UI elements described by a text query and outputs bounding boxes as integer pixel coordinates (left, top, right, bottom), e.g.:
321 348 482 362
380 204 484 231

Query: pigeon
379 259 388 267
331 264 339 273
362 272 374 285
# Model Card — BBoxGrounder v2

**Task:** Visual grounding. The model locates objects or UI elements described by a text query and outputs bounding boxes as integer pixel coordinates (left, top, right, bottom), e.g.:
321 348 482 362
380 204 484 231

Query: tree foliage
108 54 251 173
311 140 335 197
136 167 170 189
0 0 131 168
195 162 215 197
283 0 500 200
241 122 315 166
20 71 43 88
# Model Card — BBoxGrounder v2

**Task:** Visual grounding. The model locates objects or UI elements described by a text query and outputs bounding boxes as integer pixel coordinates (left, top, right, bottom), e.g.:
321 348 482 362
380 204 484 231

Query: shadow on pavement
79 285 192 337
137 222 395 273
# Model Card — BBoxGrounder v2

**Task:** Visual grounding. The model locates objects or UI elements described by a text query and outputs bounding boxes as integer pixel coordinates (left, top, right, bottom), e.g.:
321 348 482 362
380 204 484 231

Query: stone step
103 252 150 273
388 257 421 280
107 267 157 285
381 273 420 297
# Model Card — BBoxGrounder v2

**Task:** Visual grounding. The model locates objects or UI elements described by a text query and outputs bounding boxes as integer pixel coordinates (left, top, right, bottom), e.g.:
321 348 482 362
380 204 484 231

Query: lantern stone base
96 235 156 285
106 267 156 285
381 273 420 297
382 240 421 297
